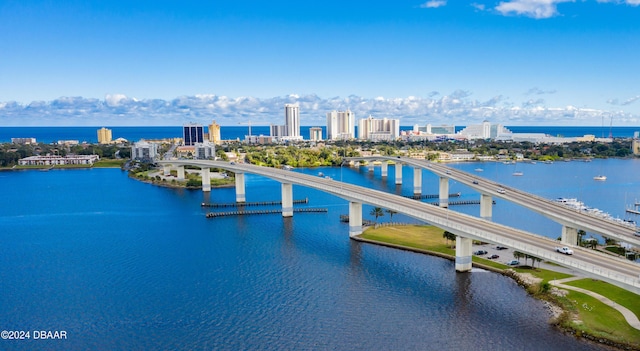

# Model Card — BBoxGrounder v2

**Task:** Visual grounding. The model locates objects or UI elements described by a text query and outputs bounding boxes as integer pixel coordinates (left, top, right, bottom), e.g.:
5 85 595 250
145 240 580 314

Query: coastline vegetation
359 224 640 349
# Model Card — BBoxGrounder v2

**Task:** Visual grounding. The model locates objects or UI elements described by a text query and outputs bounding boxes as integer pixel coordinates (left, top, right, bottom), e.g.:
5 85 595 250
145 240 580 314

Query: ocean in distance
1 125 639 143
2 158 638 350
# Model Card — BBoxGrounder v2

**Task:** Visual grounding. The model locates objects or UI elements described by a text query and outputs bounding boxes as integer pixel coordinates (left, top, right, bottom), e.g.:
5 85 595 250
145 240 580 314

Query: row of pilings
403 192 461 200
206 208 327 218
202 198 309 208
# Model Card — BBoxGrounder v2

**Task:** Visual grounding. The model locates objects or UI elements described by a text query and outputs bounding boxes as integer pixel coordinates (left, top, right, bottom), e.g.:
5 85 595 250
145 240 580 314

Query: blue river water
2 158 637 350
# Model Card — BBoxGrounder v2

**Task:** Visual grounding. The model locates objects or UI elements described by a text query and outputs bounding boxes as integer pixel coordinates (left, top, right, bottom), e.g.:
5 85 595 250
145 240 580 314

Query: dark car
496 246 508 250
487 254 499 259
472 180 479 184
473 250 488 255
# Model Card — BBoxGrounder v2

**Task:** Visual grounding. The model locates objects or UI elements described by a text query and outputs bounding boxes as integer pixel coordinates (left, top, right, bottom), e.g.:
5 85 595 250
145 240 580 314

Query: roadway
347 156 640 248
159 160 640 294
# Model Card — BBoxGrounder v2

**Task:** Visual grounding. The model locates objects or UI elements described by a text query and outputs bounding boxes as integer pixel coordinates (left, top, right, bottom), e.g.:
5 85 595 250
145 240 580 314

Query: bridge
157 159 640 294
346 156 640 248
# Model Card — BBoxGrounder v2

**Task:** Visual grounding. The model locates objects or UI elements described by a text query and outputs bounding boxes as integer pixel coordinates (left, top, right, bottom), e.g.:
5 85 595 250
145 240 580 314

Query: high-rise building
309 127 323 141
326 110 355 140
358 116 400 141
97 127 112 144
183 123 204 146
208 120 221 145
194 141 216 160
284 104 300 138
270 104 302 141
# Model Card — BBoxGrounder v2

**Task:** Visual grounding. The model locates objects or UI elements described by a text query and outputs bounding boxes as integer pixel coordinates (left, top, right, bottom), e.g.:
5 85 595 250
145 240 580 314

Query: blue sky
1 0 639 126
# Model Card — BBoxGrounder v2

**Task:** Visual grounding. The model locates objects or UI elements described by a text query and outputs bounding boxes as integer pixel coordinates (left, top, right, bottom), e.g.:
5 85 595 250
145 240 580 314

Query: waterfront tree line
0 137 635 168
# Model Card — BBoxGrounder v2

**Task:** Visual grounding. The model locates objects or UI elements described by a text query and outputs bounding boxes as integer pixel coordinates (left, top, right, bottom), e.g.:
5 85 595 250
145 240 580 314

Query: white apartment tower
284 104 300 138
326 110 355 140
358 116 400 141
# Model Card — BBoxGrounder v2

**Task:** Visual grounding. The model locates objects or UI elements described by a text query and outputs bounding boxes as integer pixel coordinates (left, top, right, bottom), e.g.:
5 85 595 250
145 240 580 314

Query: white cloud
525 87 557 95
471 3 486 10
419 0 447 9
0 93 638 126
597 0 640 5
495 0 574 19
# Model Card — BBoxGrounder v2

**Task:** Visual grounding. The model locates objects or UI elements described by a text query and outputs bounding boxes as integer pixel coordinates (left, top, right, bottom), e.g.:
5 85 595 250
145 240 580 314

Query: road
158 160 640 293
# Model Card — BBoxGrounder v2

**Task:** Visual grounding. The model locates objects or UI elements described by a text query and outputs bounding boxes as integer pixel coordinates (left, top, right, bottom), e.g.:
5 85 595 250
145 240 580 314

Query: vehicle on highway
497 188 506 194
472 180 478 184
487 254 499 259
473 250 488 255
495 246 507 250
555 246 574 255
506 260 520 266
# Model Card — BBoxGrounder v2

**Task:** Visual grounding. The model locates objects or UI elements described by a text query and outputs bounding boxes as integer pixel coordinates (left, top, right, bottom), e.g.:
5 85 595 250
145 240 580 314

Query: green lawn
358 224 640 347
561 290 640 347
94 159 126 167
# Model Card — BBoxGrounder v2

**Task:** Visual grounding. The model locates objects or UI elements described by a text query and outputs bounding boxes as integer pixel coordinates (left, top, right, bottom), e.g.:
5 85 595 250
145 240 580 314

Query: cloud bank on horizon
1 93 637 127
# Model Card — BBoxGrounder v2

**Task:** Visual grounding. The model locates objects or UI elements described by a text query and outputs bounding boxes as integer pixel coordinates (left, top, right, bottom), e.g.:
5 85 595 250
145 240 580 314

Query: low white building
19 154 100 166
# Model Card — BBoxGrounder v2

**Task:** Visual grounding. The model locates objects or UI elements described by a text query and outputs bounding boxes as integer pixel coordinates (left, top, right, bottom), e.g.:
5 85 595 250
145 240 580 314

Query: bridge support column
349 202 362 237
235 173 246 203
176 166 185 180
455 236 473 272
201 168 211 192
395 163 402 185
561 226 578 245
163 165 171 176
381 162 388 178
439 177 449 208
368 163 374 172
480 194 492 219
281 183 293 217
413 168 422 195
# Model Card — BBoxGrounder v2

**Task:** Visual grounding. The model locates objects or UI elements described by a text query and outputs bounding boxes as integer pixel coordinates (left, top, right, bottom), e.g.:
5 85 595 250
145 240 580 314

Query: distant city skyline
1 1 639 126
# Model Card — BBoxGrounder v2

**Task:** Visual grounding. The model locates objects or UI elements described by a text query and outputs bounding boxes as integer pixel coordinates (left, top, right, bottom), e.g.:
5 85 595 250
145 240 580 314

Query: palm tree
577 229 586 246
385 209 398 222
370 207 384 223
442 231 456 248
513 251 524 265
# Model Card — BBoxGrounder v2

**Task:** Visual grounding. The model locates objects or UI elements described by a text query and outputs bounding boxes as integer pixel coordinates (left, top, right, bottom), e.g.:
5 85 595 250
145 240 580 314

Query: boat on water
512 171 523 176
318 172 324 177
593 175 607 181
474 168 484 172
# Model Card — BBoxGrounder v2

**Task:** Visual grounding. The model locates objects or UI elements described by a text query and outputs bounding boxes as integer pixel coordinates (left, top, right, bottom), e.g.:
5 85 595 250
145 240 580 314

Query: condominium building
309 127 323 141
270 104 302 141
131 140 159 161
183 123 204 146
326 110 355 140
97 127 112 144
208 120 221 145
457 121 512 139
19 154 100 166
358 116 400 141
194 141 216 160
285 104 300 138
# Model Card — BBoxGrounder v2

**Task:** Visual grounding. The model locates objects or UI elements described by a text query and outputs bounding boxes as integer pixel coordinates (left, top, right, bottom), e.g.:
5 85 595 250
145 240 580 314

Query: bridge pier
395 163 402 185
201 168 211 192
235 173 246 203
349 202 363 237
176 166 185 180
561 225 578 245
480 194 493 219
281 183 293 217
455 236 473 272
439 177 449 208
163 165 171 176
368 163 374 172
381 162 388 178
413 168 422 196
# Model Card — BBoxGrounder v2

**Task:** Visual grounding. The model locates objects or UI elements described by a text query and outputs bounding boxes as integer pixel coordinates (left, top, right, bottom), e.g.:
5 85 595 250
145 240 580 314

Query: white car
497 188 506 194
555 246 574 255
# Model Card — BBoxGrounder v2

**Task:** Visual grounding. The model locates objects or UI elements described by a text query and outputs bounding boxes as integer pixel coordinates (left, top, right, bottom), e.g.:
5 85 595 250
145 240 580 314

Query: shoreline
352 230 640 350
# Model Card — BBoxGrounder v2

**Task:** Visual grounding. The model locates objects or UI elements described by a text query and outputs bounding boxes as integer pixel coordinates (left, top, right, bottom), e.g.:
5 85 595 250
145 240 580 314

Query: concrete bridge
346 156 640 249
158 159 640 294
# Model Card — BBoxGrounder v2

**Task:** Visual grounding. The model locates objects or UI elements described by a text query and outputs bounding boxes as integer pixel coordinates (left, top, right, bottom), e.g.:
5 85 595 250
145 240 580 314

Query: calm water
2 160 634 350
